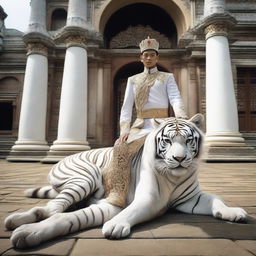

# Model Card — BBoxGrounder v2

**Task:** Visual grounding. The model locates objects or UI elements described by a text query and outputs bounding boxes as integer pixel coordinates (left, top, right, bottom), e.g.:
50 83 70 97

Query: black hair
141 49 159 56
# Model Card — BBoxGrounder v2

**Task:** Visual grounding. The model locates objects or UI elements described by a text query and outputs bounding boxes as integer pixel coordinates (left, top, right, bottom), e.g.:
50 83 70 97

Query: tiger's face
155 115 203 177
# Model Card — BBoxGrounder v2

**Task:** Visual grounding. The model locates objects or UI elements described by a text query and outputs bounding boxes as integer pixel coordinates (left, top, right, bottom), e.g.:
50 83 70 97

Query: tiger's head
153 114 204 177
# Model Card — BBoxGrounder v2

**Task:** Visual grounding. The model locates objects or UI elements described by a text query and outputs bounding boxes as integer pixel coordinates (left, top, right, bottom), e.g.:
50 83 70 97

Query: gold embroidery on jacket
102 136 146 207
130 71 169 111
120 121 131 135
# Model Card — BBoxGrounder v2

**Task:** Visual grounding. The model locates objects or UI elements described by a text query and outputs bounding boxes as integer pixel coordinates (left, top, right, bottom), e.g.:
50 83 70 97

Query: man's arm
118 78 134 142
166 74 188 119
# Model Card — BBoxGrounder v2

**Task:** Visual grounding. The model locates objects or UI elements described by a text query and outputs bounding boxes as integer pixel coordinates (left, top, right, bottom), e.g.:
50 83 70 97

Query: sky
1 0 30 32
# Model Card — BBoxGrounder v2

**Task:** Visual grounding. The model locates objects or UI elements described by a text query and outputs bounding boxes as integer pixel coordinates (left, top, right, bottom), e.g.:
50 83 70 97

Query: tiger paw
213 206 247 222
10 213 69 249
4 207 48 230
11 223 46 249
102 220 131 239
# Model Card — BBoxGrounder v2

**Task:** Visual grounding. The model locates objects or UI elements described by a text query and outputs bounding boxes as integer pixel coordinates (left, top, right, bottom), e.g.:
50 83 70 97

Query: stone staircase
0 136 16 159
243 133 256 149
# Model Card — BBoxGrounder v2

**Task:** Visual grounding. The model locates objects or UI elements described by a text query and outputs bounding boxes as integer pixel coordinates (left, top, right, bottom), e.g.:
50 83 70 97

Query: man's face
140 50 159 69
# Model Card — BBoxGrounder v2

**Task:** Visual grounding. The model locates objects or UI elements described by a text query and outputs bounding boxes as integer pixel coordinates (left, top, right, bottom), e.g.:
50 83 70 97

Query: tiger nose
173 156 186 163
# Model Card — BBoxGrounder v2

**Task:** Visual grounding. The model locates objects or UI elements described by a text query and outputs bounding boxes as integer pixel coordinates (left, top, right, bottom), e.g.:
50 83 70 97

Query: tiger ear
189 114 204 128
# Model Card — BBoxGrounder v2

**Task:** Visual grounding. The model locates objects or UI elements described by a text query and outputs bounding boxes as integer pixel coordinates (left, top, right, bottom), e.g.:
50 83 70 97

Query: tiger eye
186 136 193 144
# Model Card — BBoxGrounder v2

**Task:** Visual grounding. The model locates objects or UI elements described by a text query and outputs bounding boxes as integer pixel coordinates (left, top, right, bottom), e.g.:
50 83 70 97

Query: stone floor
0 160 256 256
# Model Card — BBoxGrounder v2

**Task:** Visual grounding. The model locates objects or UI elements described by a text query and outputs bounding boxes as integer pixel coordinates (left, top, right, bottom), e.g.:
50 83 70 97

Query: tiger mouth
155 159 190 176
166 161 189 169
171 167 188 177
172 166 186 171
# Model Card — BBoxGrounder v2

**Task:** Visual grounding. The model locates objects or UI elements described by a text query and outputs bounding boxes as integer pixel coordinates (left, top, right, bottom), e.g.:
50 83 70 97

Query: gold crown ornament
139 36 159 53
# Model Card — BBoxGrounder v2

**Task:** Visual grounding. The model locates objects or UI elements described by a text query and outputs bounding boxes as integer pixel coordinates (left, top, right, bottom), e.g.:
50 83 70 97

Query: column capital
26 42 48 57
65 35 87 49
55 26 103 49
23 31 55 50
191 12 237 38
205 23 228 39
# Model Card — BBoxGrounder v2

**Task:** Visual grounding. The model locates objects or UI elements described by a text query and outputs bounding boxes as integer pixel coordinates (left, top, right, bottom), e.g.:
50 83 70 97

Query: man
103 37 188 207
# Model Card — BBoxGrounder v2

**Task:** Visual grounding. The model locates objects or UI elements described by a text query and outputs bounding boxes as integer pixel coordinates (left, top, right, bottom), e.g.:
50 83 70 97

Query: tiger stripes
5 114 247 249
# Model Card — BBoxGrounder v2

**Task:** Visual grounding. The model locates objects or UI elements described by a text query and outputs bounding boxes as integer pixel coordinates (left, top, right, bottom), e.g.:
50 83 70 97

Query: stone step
6 150 48 162
0 137 15 159
243 133 256 145
202 146 256 162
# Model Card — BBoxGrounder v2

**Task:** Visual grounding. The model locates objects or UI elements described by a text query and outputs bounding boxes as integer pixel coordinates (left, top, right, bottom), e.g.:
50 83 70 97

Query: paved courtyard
0 160 256 256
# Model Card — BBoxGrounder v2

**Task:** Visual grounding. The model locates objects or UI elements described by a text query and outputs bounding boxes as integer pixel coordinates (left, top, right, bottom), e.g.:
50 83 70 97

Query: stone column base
7 141 49 162
204 132 245 147
42 142 90 163
201 145 256 162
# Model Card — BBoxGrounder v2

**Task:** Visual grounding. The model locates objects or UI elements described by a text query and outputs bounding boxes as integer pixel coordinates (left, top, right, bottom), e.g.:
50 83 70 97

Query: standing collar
143 66 158 74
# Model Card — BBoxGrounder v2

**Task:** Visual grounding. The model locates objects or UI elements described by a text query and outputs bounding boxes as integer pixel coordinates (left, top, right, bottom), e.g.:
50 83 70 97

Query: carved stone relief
65 35 86 48
27 43 48 56
205 24 228 39
109 25 172 49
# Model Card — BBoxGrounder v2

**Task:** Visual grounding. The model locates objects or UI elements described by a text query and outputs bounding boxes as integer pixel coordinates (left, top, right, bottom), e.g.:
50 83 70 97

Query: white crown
139 36 159 53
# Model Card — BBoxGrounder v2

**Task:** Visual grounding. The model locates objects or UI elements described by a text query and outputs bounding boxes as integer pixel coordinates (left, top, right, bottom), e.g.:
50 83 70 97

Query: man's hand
115 133 129 145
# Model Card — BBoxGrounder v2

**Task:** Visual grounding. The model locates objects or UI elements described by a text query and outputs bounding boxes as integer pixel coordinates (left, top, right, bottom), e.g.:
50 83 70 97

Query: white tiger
5 114 247 249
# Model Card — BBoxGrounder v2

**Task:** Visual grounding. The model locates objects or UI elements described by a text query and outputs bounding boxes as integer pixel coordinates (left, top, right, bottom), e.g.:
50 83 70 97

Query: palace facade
0 0 255 162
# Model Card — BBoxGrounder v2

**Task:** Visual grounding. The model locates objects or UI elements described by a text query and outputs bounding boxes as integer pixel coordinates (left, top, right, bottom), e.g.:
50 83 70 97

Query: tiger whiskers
154 159 188 177
154 159 168 174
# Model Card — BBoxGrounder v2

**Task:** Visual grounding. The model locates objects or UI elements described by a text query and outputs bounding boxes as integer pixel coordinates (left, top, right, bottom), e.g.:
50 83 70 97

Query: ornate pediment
109 25 172 49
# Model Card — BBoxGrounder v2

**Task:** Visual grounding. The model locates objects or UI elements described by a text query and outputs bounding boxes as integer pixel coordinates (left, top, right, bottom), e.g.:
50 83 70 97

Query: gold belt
137 108 169 119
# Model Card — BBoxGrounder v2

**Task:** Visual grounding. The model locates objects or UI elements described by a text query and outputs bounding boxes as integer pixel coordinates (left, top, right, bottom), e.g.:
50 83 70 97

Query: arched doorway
113 62 169 139
104 3 177 49
50 8 67 31
96 0 190 41
97 1 189 142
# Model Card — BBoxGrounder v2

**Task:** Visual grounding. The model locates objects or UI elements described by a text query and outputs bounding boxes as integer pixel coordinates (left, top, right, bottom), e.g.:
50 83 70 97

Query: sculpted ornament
110 25 172 49
5 114 247 249
65 35 86 48
26 43 48 56
130 71 169 111
205 23 228 39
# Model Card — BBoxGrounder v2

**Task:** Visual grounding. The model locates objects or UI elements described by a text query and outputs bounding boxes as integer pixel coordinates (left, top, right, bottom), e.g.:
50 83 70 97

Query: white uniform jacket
120 66 187 143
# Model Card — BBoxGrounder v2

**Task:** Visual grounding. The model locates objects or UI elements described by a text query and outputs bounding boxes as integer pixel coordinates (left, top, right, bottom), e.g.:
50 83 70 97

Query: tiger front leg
103 196 161 239
176 193 247 222
4 204 61 231
11 201 121 249
211 196 247 222
103 163 165 239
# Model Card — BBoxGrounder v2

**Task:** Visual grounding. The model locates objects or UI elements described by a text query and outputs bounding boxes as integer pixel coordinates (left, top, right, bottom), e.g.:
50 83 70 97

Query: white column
8 44 50 159
205 28 244 146
42 0 90 162
203 0 244 146
8 0 50 161
67 0 87 28
50 43 90 152
200 0 256 161
204 0 225 16
27 0 48 35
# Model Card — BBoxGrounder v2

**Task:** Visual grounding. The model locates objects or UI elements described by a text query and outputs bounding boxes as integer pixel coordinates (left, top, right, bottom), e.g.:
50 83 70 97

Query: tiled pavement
0 160 256 256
